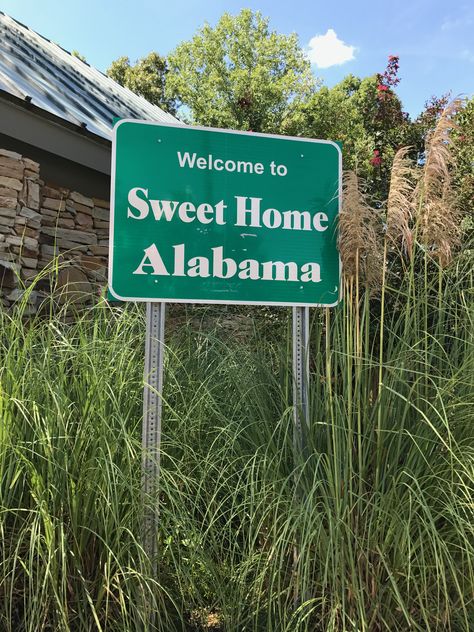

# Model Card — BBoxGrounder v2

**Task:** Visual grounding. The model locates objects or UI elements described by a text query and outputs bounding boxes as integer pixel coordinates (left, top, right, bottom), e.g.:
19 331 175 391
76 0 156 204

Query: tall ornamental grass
0 100 473 630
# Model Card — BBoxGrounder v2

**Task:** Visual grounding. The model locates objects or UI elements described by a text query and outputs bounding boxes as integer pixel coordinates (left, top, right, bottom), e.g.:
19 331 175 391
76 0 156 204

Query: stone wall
0 147 109 313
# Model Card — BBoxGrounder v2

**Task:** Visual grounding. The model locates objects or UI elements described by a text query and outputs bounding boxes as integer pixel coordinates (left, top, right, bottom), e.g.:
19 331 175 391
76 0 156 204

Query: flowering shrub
370 149 382 166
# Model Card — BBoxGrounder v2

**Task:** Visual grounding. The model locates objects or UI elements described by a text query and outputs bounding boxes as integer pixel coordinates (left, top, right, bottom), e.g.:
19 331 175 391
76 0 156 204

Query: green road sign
109 121 341 306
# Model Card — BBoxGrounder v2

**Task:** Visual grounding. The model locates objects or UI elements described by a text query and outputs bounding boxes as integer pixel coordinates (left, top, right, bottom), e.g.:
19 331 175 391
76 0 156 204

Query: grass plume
386 146 417 257
417 98 465 266
339 171 382 288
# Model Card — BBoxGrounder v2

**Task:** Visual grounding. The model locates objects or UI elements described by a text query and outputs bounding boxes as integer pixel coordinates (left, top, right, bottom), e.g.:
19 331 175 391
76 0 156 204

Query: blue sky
2 0 473 117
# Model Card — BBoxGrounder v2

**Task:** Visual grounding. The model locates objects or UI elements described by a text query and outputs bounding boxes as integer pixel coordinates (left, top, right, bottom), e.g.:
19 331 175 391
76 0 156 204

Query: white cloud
307 29 356 69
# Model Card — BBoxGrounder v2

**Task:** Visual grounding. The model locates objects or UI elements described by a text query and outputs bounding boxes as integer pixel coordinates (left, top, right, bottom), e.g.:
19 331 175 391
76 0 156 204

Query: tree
294 56 414 199
452 96 474 224
287 76 373 173
399 93 473 226
406 93 451 160
106 52 177 115
166 9 316 132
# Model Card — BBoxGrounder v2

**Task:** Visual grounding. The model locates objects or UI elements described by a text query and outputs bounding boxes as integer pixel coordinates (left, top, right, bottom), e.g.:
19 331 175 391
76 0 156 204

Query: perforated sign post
109 120 341 578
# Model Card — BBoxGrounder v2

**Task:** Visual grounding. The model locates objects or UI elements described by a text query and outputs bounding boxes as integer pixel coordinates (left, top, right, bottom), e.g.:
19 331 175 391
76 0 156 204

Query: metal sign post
292 305 310 609
142 301 166 575
293 305 310 458
108 121 341 616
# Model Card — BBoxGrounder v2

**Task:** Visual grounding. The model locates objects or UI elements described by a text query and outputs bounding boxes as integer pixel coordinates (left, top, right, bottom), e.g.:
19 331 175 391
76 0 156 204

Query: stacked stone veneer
0 148 109 312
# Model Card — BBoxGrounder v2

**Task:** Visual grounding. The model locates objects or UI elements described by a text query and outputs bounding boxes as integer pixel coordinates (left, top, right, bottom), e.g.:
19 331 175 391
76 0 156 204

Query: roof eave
0 89 111 174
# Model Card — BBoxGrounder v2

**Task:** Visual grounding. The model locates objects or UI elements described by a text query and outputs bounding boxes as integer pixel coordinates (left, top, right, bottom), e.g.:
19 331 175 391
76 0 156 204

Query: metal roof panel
0 12 178 140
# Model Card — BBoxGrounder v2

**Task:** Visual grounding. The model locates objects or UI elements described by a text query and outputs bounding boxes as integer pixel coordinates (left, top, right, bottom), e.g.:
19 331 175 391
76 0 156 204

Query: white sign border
108 119 342 308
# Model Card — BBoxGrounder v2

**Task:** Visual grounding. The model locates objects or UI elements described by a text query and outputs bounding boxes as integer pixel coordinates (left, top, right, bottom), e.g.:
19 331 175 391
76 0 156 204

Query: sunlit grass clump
0 101 473 630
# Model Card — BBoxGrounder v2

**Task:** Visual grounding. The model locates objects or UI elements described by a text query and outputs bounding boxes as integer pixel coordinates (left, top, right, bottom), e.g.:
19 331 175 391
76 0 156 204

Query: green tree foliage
401 94 473 233
166 9 316 132
293 57 413 199
107 52 177 115
288 76 373 172
453 96 474 223
403 93 450 159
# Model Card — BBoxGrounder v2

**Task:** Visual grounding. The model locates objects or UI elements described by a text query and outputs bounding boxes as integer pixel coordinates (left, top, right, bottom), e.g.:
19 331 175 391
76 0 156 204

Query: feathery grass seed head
417 98 465 266
339 171 383 288
386 146 417 257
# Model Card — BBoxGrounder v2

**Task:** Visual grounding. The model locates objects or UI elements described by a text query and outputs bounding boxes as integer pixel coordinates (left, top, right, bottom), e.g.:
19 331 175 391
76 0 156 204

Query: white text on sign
127 188 328 232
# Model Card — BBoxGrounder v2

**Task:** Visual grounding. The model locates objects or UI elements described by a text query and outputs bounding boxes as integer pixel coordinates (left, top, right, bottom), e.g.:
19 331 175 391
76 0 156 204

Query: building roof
0 12 177 141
